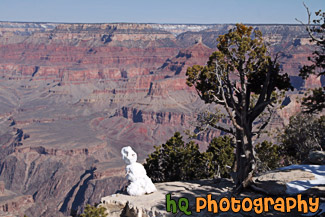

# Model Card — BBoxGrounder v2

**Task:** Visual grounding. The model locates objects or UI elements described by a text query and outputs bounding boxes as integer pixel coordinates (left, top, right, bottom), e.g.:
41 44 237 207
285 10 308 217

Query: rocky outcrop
100 178 324 217
100 180 234 217
0 182 4 197
117 107 191 126
308 151 325 165
0 194 34 217
0 181 34 217
252 165 325 197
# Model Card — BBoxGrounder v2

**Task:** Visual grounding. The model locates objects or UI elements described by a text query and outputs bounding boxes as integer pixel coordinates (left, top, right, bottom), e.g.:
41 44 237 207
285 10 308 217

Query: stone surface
101 179 324 217
253 165 325 197
0 184 34 217
308 151 325 165
100 180 236 217
253 170 315 195
0 181 4 196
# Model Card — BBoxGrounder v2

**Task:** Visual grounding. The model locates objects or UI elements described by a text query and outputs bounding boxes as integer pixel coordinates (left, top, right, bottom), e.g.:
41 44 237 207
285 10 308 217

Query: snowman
121 146 157 196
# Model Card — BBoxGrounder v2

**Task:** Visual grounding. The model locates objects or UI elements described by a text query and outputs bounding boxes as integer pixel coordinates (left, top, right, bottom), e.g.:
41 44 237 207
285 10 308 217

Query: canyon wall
0 22 320 216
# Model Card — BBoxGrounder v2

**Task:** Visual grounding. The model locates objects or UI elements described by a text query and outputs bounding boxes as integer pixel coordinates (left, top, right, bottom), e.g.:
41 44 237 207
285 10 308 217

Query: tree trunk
235 127 255 190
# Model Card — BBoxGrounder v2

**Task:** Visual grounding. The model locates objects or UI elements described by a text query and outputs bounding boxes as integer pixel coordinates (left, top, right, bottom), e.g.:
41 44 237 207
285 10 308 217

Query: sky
0 0 323 24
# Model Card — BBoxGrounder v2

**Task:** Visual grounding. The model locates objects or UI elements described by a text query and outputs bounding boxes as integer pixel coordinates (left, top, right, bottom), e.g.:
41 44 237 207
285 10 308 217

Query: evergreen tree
297 5 325 113
186 24 292 190
144 132 208 182
206 136 234 178
255 140 283 173
80 204 107 217
279 113 325 163
144 133 237 182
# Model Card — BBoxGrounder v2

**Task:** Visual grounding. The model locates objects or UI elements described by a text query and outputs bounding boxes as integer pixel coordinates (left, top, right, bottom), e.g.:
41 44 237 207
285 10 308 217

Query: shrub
205 136 234 178
80 204 107 217
255 140 283 173
144 132 208 182
279 114 325 163
144 132 236 182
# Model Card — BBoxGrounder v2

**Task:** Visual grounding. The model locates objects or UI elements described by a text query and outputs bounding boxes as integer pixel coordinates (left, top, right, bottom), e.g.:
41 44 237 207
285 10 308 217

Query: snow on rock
279 165 325 216
279 165 325 195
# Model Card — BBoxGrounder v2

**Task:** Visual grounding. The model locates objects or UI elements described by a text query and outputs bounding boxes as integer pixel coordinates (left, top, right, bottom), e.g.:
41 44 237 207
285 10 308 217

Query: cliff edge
100 179 235 217
100 166 325 217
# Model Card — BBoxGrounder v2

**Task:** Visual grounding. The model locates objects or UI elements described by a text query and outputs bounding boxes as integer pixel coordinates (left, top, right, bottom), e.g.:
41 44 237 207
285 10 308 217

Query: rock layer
0 22 322 216
100 179 324 217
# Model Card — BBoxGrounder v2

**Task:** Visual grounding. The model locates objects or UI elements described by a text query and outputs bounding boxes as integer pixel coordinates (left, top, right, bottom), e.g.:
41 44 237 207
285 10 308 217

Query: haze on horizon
0 0 323 25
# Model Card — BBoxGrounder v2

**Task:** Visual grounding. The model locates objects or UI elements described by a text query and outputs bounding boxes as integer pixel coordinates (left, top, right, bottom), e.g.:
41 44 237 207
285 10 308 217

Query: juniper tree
297 4 325 113
186 24 292 190
80 204 107 217
206 135 235 178
255 140 283 173
144 133 236 182
144 132 209 182
280 113 325 163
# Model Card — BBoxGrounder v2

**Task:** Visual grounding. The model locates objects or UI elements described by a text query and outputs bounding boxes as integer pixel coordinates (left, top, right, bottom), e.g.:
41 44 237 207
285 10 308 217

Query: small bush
144 132 208 182
144 132 235 182
80 204 107 217
279 114 325 164
206 136 234 178
255 140 283 173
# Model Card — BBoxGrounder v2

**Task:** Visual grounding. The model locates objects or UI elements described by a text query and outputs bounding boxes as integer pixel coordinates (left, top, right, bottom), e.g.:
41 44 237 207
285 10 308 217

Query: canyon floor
0 22 323 216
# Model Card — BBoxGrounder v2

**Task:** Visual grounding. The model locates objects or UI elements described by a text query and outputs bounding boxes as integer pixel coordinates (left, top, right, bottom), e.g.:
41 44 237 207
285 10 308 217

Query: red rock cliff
0 22 320 217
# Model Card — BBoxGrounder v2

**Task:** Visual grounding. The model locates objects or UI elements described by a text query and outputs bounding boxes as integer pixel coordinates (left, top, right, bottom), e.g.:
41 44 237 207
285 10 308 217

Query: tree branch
211 124 235 135
253 106 273 138
295 2 324 43
215 62 243 131
250 59 274 122
195 116 235 136
226 76 241 116
250 99 274 123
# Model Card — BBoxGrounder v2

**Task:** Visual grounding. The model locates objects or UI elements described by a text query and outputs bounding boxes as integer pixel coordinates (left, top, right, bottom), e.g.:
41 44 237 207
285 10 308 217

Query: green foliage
144 132 209 182
302 87 325 113
255 141 283 173
186 23 293 187
144 133 235 182
80 204 107 217
145 132 300 181
206 136 235 178
299 8 324 79
186 24 292 105
279 113 325 164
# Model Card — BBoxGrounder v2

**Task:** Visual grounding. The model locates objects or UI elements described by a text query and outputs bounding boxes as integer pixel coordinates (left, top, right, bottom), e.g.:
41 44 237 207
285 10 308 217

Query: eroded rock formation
0 22 322 216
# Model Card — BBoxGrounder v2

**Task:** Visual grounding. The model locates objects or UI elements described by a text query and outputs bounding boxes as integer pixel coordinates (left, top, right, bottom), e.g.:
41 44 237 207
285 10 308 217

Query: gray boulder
252 165 325 197
308 151 325 165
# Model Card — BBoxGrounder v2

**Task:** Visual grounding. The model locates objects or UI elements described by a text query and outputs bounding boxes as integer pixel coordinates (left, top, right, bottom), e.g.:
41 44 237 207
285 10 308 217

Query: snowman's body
121 146 157 196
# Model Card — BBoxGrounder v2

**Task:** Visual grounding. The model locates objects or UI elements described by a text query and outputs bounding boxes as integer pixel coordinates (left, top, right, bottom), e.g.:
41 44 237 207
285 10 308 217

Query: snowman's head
121 146 137 165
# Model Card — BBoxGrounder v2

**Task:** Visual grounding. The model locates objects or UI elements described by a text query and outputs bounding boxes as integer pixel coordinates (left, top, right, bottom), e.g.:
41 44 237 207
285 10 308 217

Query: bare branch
211 124 235 135
250 99 274 123
233 84 241 94
208 90 225 103
194 111 235 136
250 58 274 122
226 78 241 116
253 106 273 138
215 62 243 131
221 83 243 131
296 2 324 43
